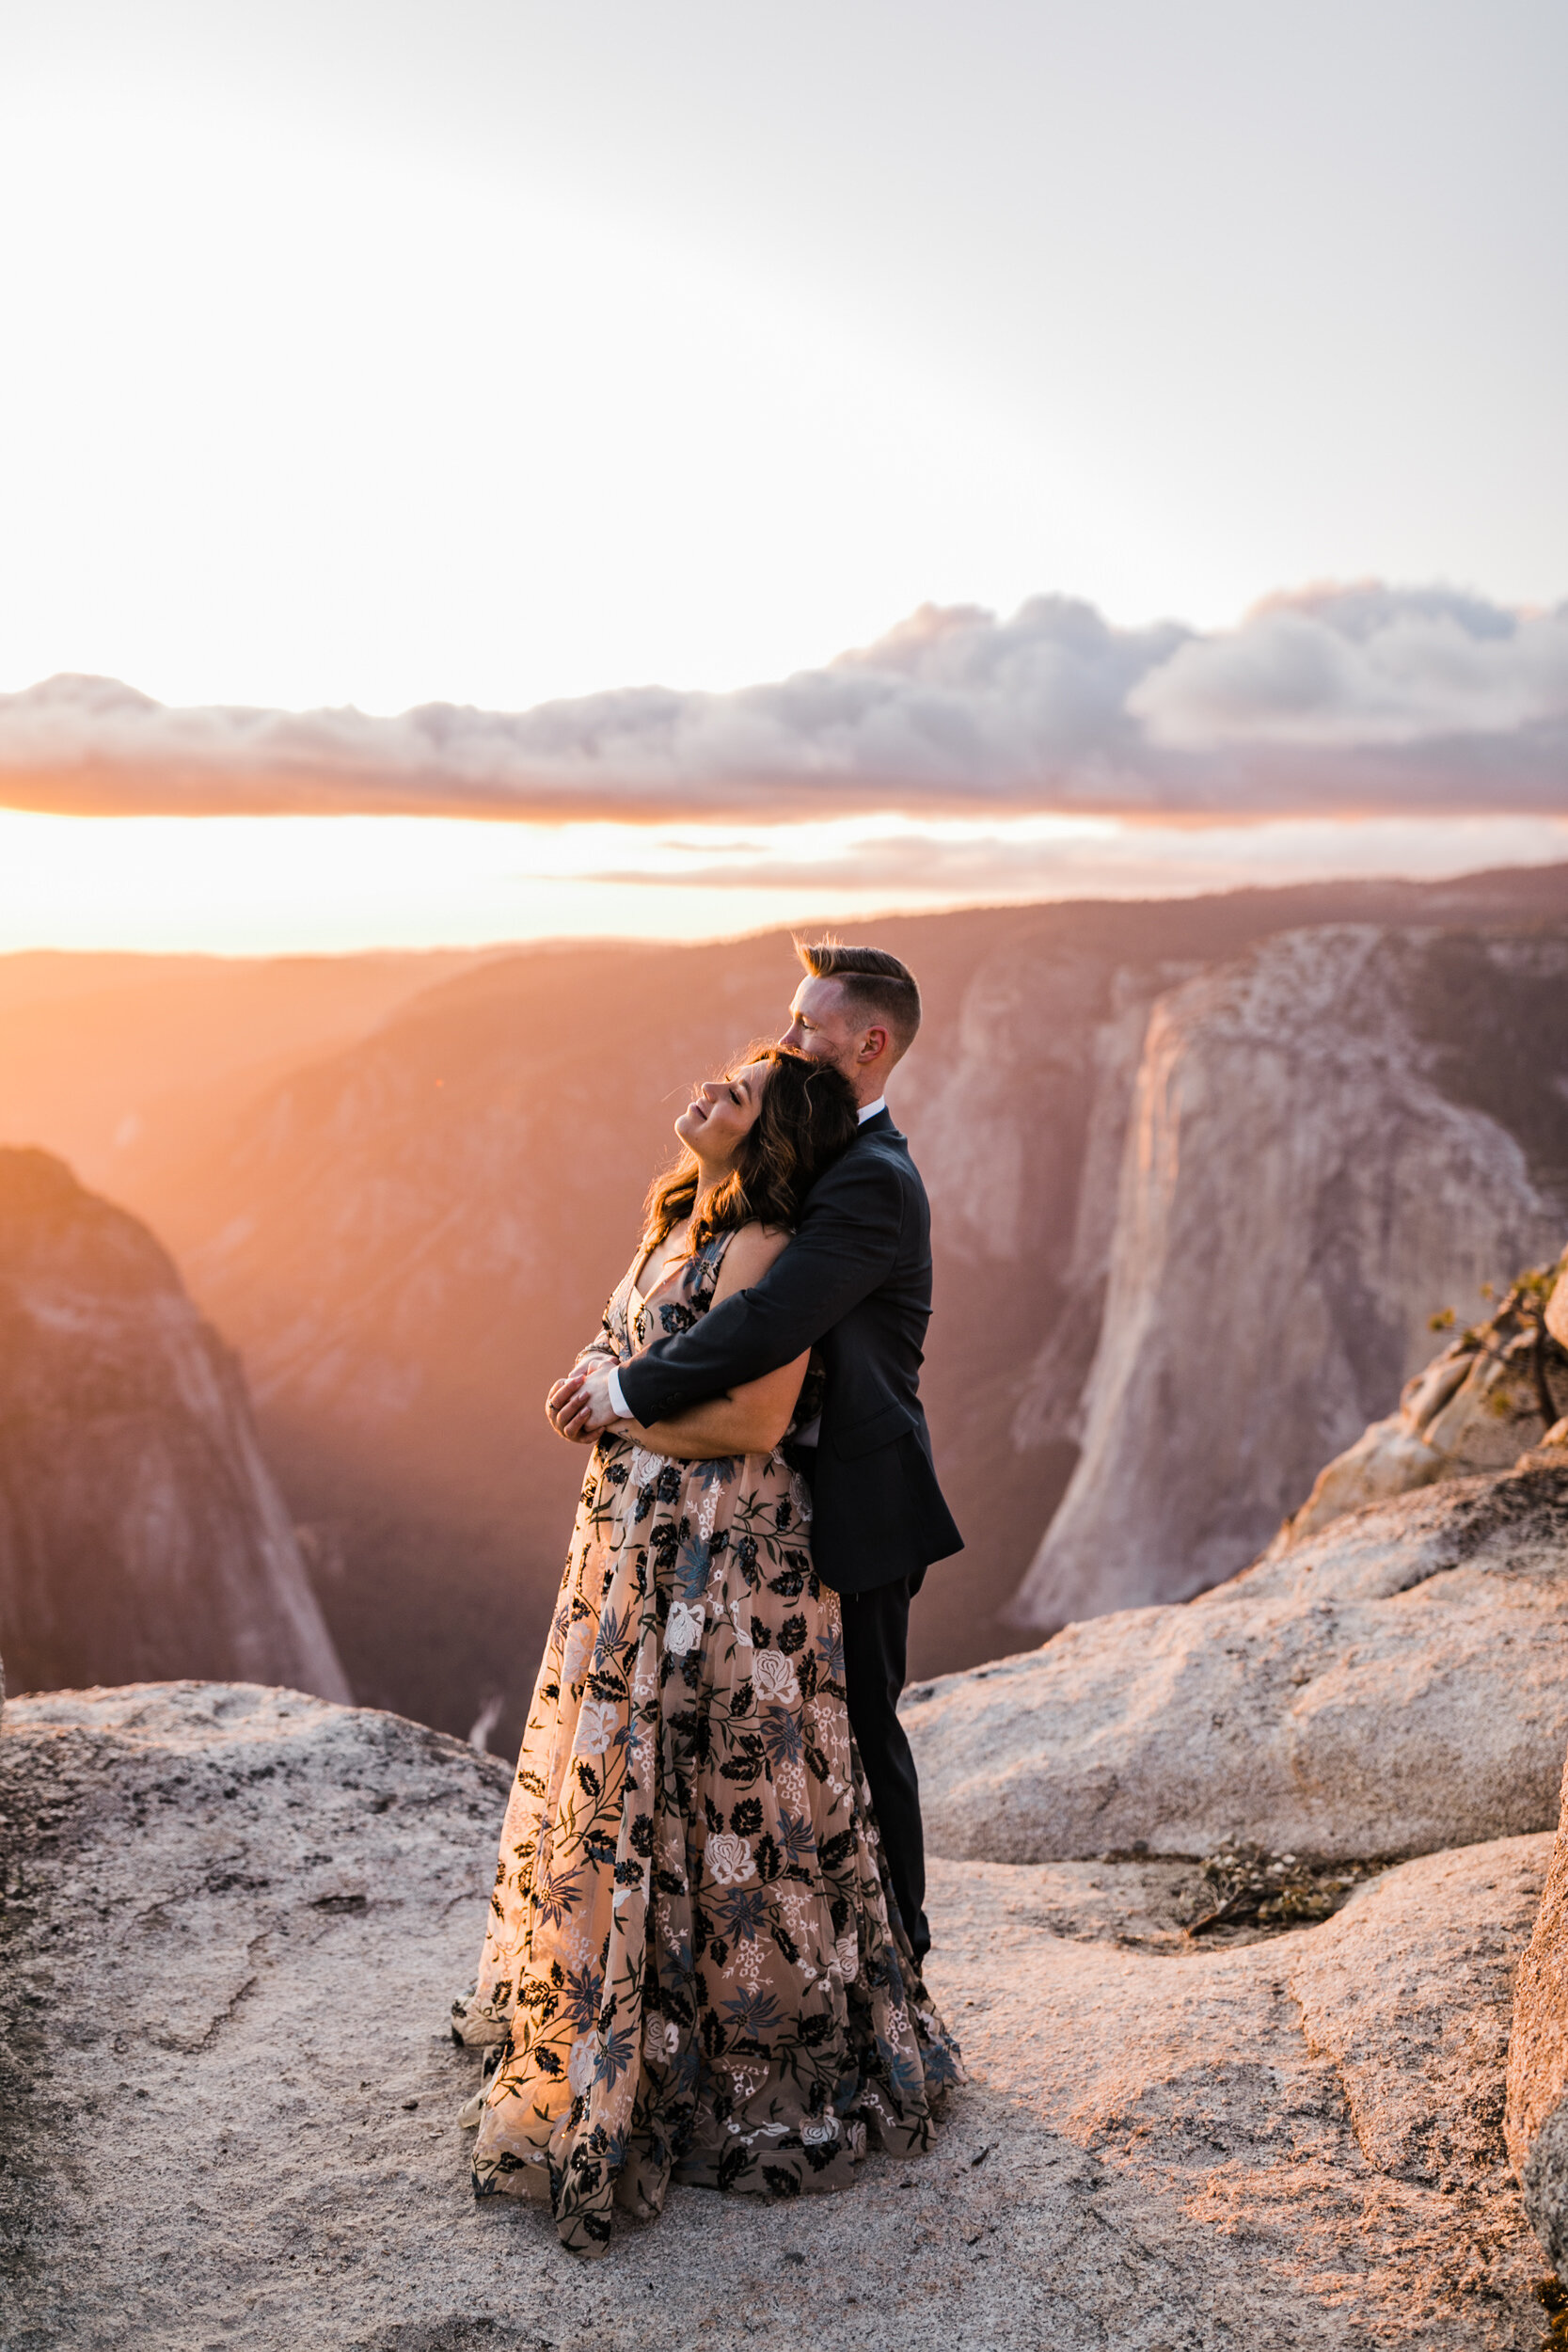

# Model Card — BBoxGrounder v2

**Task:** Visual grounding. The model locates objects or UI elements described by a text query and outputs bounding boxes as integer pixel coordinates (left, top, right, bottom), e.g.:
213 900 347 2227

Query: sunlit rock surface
907 1462 1568 1867
1550 1268 1568 1353
0 1150 347 1703
0 1680 1551 2348
1275 1251 1568 1554
1507 1744 1568 2280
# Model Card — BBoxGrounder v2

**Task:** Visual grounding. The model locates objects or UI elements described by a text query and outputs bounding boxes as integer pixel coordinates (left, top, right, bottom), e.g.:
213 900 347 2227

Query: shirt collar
857 1097 887 1125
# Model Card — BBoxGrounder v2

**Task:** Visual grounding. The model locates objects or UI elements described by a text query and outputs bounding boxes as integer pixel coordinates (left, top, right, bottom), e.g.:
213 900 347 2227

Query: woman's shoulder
709 1218 792 1295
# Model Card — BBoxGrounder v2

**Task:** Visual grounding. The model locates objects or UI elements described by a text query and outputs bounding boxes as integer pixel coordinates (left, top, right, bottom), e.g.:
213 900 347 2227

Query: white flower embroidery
643 2016 680 2061
705 1832 754 1886
566 2034 598 2093
627 1446 662 1490
561 1621 593 1681
751 1649 800 1704
664 1600 705 1655
575 1699 619 1756
731 1600 753 1648
800 2116 840 2144
835 1932 859 1983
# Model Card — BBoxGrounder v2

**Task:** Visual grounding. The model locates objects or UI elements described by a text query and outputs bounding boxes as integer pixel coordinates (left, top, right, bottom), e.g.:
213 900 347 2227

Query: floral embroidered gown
452 1229 962 2253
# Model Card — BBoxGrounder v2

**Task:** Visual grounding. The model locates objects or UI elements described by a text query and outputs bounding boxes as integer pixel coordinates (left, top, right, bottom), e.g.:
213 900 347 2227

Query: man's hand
545 1362 625 1442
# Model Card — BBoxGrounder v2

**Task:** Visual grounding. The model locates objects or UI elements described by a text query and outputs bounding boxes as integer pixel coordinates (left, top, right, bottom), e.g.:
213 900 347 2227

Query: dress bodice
594 1227 823 1444
611 1229 735 1359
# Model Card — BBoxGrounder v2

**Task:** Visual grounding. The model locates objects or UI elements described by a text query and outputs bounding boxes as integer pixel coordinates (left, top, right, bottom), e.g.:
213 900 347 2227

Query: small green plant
1180 1840 1378 1938
1453 1250 1567 1433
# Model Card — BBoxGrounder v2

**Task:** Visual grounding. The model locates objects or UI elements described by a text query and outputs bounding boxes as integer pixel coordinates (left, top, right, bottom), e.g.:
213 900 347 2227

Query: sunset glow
5 807 1567 957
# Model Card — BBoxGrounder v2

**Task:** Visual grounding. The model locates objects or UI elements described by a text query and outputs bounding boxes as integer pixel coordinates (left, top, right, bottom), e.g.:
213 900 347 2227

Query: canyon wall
1013 924 1568 1628
0 1147 349 1700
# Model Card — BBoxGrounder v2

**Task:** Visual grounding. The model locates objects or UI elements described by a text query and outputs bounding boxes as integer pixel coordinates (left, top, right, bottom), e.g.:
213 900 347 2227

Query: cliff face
0 1149 348 1700
1013 924 1568 1629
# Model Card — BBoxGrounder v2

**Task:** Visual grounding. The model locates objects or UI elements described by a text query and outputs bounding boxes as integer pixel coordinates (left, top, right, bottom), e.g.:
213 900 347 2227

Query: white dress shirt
604 1093 888 1422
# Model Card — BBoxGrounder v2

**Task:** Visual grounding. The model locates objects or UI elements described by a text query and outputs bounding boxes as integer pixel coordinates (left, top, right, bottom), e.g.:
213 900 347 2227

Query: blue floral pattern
452 1230 961 2253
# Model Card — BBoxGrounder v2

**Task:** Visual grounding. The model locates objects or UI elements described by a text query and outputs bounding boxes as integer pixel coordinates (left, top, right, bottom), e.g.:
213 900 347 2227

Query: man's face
782 976 867 1082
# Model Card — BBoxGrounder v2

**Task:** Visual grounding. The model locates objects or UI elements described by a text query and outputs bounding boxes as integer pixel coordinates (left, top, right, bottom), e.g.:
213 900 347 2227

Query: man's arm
614 1349 811 1458
611 1148 904 1426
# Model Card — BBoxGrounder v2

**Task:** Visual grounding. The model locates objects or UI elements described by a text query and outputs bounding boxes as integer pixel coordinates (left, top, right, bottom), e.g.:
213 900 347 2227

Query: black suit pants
839 1573 929 1963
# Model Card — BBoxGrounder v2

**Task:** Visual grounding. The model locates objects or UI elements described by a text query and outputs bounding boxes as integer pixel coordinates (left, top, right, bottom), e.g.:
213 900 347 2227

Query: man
552 938 962 1960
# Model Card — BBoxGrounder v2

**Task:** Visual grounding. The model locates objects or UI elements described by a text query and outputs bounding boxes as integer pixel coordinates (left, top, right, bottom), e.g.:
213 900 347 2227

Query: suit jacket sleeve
616 1148 904 1423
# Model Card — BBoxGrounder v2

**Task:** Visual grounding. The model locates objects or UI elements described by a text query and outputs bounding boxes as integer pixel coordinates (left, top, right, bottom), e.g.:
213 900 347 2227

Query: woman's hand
546 1372 597 1442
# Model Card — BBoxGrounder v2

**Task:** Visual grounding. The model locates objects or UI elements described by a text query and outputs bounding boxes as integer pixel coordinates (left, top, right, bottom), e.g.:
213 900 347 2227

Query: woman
452 1043 961 2254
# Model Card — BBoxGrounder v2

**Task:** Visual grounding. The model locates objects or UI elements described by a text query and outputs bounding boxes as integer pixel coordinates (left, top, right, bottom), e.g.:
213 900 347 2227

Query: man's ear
861 1025 889 1065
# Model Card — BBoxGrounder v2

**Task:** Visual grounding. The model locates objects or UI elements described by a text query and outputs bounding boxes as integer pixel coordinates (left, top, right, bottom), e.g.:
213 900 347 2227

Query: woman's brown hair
641 1044 860 1257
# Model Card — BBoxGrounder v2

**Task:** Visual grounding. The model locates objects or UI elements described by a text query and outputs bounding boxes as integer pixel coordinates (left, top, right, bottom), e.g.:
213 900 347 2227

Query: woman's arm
614 1223 808 1458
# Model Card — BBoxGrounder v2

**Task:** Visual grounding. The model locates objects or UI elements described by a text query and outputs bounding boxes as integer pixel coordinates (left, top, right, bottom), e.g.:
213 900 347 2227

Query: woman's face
675 1058 771 1168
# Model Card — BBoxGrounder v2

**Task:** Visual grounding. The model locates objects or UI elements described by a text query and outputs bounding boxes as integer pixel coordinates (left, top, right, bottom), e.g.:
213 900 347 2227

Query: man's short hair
795 938 922 1061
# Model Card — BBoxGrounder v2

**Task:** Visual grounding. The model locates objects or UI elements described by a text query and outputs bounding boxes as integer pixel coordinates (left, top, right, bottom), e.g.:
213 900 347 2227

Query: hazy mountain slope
1013 924 1568 1628
0 946 486 1199
0 1147 348 1700
111 865 1568 1748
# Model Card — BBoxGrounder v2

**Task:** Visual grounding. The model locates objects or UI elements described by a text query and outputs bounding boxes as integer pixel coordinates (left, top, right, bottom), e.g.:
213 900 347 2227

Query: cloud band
3 582 1565 822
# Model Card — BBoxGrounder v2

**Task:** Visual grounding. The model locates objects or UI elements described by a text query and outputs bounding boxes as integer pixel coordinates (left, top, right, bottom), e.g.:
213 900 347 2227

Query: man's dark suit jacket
616 1108 962 1596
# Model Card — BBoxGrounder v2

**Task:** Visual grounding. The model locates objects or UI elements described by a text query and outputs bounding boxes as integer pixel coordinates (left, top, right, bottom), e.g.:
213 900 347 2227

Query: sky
1 0 1564 952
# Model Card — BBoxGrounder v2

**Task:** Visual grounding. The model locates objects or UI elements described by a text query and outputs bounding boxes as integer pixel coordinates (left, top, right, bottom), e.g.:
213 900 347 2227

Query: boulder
1 1680 1550 2347
1289 1838 1544 2186
906 1461 1568 1866
1276 1252 1568 1553
927 1835 1550 2337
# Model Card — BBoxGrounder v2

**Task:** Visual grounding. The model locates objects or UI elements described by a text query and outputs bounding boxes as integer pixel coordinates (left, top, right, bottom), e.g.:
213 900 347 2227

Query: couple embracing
453 940 965 2254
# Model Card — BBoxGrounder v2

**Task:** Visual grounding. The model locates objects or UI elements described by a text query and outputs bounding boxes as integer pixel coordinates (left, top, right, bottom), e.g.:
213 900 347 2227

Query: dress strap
689 1227 737 1306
